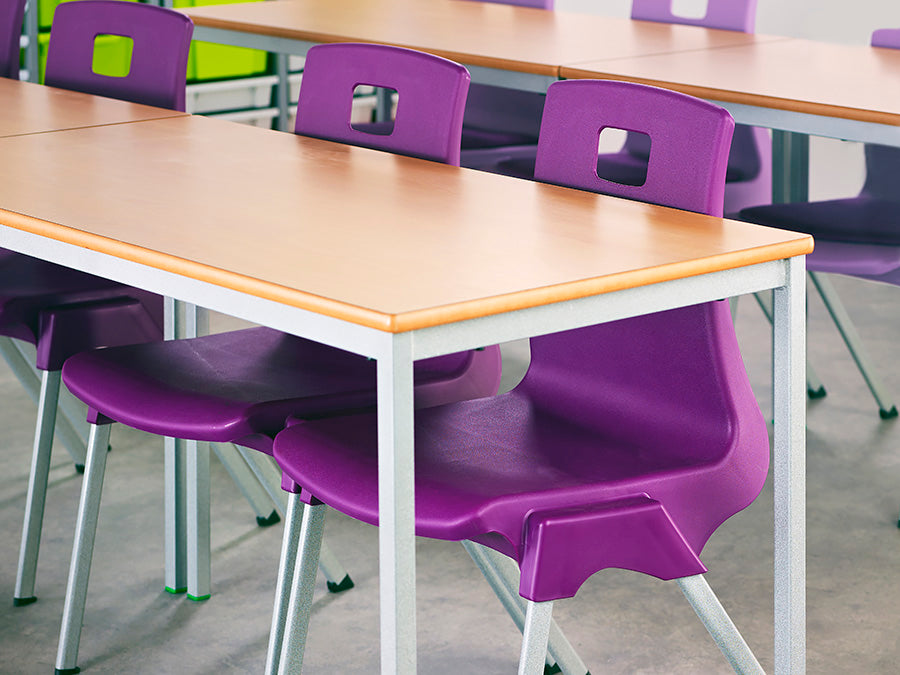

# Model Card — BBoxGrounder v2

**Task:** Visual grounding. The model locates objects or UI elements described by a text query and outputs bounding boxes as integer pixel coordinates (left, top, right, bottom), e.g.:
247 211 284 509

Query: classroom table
181 0 788 128
560 37 900 205
0 112 812 673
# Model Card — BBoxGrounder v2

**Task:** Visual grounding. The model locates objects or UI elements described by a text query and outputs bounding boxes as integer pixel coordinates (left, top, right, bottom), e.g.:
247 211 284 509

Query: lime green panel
186 0 269 82
39 0 137 32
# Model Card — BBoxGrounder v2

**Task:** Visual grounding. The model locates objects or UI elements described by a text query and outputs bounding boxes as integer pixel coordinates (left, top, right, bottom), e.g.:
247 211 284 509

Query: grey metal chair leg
754 290 825 398
463 541 589 675
809 271 898 418
0 337 87 465
235 445 353 592
55 423 113 675
277 502 326 675
14 369 61 606
519 600 554 675
676 574 764 675
186 440 210 601
11 338 92 454
265 492 304 675
212 443 281 526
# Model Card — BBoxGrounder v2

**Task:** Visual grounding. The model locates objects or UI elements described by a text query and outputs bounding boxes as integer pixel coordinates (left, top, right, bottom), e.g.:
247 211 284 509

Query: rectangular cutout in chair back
670 0 708 20
349 85 398 136
92 34 133 78
597 127 650 187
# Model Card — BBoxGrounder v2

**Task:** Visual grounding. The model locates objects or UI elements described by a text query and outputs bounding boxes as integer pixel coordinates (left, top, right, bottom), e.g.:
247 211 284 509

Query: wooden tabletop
0 78 186 138
182 0 783 76
0 115 812 332
562 38 900 126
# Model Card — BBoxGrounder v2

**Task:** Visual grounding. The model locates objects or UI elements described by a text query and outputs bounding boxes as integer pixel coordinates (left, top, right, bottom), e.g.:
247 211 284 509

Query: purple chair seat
62 326 498 451
461 126 538 150
277 306 767 567
808 239 900 279
0 254 160 357
739 196 900 245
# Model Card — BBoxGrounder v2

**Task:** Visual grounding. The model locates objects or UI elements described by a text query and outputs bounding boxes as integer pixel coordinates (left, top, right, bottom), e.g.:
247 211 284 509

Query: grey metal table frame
0 218 808 674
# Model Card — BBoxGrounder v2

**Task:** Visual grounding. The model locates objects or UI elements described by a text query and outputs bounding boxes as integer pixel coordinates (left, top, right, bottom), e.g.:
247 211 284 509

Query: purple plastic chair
45 0 193 110
737 28 900 420
270 80 768 673
296 42 470 164
469 0 771 217
9 0 194 615
0 0 25 79
56 43 502 675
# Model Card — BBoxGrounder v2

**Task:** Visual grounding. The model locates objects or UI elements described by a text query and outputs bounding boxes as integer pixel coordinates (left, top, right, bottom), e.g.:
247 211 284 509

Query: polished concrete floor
2 268 900 674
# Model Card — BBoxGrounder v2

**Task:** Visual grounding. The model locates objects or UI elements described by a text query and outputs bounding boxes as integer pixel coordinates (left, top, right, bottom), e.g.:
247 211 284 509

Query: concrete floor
2 267 900 673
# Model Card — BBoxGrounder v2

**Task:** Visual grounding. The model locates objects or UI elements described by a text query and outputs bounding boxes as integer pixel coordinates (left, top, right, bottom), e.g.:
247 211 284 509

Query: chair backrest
861 30 900 200
527 80 756 504
631 0 757 32
1 0 26 79
44 0 193 111
295 43 470 166
535 79 734 215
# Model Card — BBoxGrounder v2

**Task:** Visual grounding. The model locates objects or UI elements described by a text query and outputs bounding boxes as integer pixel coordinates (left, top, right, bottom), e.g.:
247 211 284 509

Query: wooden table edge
181 9 560 77
558 66 900 127
0 207 813 335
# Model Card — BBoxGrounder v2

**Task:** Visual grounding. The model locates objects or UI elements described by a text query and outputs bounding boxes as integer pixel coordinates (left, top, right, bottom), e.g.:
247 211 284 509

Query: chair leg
55 423 113 675
14 369 62 606
265 492 304 675
519 600 554 675
235 445 354 592
463 541 589 675
808 271 898 418
277 502 326 675
212 443 281 527
676 574 764 675
186 440 210 601
753 291 825 398
0 337 88 466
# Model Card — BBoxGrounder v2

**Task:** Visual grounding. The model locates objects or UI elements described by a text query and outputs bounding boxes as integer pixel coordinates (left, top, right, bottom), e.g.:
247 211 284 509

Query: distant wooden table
180 0 785 127
561 37 900 203
0 113 812 674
